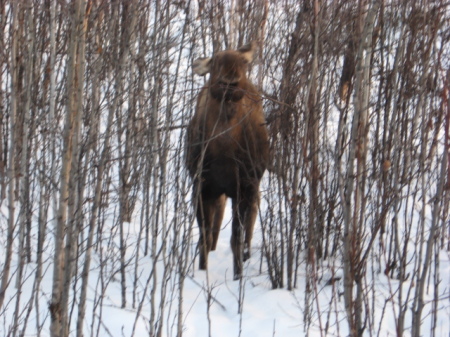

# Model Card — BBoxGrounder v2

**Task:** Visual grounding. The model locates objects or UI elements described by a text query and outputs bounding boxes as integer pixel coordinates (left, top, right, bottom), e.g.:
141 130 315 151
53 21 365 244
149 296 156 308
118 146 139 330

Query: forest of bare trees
0 1 449 336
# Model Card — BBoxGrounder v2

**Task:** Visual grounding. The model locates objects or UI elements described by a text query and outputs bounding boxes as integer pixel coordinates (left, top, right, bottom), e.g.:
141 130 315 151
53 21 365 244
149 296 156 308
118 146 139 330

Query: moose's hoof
199 256 207 270
243 247 251 261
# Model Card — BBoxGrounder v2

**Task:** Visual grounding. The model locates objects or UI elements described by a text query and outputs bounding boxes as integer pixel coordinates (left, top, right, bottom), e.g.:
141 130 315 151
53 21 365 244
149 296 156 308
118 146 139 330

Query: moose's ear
192 57 211 76
238 42 256 63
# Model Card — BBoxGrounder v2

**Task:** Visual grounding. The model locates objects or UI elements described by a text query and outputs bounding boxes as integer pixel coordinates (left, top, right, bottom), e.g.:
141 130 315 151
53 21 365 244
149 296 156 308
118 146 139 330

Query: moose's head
192 42 255 102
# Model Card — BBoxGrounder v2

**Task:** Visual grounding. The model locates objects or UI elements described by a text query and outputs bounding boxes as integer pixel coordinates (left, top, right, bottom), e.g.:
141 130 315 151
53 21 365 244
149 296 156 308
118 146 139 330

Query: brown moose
185 43 269 279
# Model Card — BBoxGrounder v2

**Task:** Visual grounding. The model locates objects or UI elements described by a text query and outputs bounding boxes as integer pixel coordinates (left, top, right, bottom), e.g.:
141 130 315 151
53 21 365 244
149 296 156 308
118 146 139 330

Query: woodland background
0 1 449 336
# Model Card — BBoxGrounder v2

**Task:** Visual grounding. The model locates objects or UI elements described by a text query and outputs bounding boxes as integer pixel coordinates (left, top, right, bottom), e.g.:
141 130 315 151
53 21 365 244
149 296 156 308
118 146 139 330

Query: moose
185 42 269 280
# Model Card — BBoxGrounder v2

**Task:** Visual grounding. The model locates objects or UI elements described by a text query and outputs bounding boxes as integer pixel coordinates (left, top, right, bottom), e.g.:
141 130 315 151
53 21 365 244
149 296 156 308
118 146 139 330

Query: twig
186 275 227 312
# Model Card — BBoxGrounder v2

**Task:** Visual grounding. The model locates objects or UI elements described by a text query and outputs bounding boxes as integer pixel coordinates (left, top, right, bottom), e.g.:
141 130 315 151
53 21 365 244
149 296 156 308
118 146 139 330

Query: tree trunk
341 2 378 336
49 1 86 336
0 1 19 312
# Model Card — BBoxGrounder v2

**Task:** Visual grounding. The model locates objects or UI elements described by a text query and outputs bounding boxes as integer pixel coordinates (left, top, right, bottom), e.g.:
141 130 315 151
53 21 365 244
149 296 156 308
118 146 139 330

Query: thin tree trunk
0 1 19 312
60 1 88 334
76 5 104 336
16 0 34 288
0 2 6 201
12 2 35 334
49 1 85 335
341 2 378 336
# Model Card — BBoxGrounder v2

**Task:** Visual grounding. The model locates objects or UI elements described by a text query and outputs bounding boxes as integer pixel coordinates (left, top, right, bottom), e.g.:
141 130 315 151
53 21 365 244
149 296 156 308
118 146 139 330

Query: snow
1 194 448 337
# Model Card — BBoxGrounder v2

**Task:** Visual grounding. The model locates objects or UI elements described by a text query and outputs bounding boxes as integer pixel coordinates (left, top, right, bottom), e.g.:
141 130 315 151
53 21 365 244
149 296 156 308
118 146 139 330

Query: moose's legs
243 191 259 260
231 182 259 280
211 194 226 251
196 191 226 270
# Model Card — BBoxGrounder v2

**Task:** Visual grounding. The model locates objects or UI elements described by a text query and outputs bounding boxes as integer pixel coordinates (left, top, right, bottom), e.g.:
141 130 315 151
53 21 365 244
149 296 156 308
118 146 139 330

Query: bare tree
0 0 19 312
49 1 88 335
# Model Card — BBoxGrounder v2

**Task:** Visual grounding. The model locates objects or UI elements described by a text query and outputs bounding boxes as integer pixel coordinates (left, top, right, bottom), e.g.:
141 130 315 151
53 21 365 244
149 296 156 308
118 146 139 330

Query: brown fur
186 43 269 279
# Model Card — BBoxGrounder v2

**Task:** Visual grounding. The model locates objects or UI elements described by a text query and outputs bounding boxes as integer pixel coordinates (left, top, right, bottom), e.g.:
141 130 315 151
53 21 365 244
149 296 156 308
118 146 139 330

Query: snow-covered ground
1 197 448 337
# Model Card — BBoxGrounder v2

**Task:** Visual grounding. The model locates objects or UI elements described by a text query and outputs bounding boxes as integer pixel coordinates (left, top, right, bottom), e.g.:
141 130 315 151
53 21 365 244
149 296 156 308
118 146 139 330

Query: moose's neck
214 99 237 121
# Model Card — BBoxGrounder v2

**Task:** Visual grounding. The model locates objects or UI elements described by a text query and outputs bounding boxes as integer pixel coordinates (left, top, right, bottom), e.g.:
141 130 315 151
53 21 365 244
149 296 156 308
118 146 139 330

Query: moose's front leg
231 184 260 280
231 212 243 280
196 193 217 270
243 193 259 261
211 194 226 251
